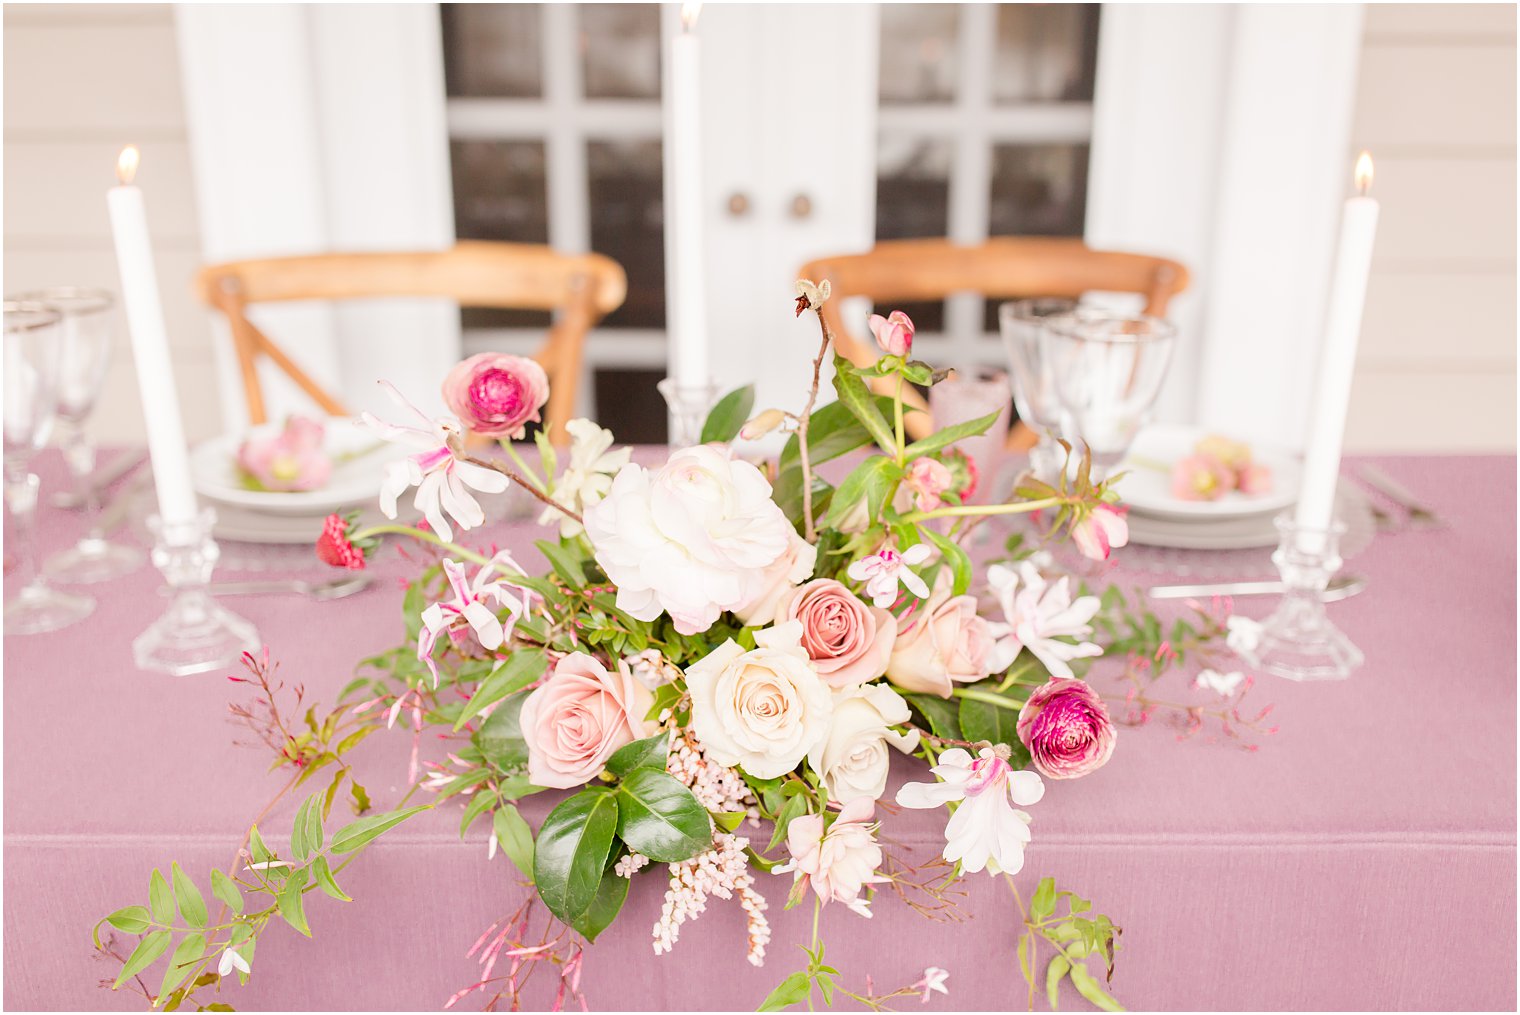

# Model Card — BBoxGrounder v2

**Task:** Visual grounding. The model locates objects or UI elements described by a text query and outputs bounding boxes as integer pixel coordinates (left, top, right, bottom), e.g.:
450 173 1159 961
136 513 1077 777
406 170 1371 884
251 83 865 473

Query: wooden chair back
195 241 627 442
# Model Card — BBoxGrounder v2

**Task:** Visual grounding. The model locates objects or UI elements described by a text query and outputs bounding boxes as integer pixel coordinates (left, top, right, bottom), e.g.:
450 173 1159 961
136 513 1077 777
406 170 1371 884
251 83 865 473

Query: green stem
893 373 906 467
951 687 1027 710
903 495 1065 524
348 525 499 570
997 657 1040 693
501 441 548 493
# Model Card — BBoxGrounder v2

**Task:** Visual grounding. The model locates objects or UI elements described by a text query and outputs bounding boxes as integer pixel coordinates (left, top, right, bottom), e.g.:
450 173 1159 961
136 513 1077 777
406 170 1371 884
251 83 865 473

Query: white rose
807 684 920 802
583 445 796 635
734 529 818 625
686 621 834 779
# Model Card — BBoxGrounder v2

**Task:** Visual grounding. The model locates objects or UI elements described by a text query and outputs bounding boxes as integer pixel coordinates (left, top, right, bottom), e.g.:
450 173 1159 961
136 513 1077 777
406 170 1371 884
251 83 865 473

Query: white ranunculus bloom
896 747 1045 875
686 621 834 779
807 683 919 802
539 418 631 538
583 445 797 635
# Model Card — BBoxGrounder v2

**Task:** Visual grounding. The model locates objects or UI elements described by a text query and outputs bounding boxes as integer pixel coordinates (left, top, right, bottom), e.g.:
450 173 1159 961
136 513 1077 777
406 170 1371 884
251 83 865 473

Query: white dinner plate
1112 422 1300 521
190 417 408 516
1123 482 1376 553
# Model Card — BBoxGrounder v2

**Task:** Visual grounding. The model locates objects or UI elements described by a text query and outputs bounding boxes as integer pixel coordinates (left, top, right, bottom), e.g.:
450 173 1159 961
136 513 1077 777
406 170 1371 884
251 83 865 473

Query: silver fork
1357 464 1442 528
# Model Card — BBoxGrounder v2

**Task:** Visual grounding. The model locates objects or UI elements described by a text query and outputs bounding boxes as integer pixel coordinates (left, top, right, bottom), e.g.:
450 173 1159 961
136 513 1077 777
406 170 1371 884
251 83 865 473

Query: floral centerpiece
95 283 1273 1012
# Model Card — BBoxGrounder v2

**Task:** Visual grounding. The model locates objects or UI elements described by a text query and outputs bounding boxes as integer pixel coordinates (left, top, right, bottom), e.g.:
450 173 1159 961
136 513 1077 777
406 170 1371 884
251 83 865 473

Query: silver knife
1147 574 1367 602
50 451 148 509
1356 464 1441 527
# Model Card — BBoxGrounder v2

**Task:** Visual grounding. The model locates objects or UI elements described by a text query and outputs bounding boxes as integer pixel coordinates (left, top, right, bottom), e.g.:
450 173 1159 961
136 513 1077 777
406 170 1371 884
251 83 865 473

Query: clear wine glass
3 300 95 634
18 288 146 583
1042 311 1177 479
998 298 1091 479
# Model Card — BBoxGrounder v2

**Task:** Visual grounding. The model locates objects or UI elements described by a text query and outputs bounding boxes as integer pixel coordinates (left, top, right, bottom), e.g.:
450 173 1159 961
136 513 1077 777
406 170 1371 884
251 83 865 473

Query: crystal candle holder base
134 509 259 676
1241 513 1364 682
658 378 720 448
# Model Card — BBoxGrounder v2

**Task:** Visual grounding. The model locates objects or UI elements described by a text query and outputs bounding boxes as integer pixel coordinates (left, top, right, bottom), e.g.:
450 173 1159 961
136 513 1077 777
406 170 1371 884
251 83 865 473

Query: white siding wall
2 3 220 444
1346 3 1517 451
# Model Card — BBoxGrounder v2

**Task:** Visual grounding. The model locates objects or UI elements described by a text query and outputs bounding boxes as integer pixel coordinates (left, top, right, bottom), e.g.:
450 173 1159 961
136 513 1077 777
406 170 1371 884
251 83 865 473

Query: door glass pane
875 136 951 331
988 143 1089 237
879 4 960 105
450 140 551 329
442 5 542 99
993 4 1100 103
587 139 665 329
580 4 661 100
593 367 667 444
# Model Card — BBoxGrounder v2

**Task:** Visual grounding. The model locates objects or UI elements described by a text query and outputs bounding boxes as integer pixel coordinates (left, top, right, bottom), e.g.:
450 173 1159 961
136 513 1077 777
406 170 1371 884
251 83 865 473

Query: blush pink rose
520 652 653 788
1016 676 1116 780
776 579 897 688
884 587 993 698
867 310 914 357
442 352 550 439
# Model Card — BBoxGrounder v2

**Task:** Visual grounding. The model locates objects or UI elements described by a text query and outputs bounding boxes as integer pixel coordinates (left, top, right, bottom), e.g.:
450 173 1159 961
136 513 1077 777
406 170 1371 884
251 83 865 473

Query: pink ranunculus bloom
442 352 550 440
943 447 979 503
885 584 994 698
1071 502 1129 562
236 415 331 492
315 513 365 570
519 652 654 789
1171 453 1235 502
776 796 888 917
1016 676 1117 780
867 310 914 358
776 579 897 689
1237 461 1274 496
906 456 954 512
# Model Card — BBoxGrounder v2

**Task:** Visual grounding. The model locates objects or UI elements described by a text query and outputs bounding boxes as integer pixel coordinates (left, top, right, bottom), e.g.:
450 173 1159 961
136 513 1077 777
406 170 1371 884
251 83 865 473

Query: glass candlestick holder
658 378 720 448
134 508 259 675
1240 513 1364 681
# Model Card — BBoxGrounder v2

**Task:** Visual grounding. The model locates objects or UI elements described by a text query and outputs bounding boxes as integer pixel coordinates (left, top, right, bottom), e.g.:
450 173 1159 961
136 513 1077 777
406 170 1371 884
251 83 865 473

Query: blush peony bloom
905 457 954 511
520 652 654 789
442 353 550 440
774 796 888 917
1016 677 1116 780
867 310 914 357
734 530 818 627
896 747 1044 875
583 445 798 635
806 683 918 802
1071 502 1129 561
237 415 331 492
685 621 833 779
885 585 994 698
775 579 896 688
315 513 365 570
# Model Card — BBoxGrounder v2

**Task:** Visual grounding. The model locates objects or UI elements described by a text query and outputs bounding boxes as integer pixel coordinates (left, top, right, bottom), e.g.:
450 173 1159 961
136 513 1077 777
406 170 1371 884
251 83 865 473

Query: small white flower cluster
666 729 758 818
652 832 771 967
614 852 650 879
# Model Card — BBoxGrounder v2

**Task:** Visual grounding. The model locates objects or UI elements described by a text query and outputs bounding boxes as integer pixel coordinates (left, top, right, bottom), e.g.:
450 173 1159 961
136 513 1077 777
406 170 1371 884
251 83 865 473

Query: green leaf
329 804 430 854
533 788 619 926
606 733 670 778
615 769 712 862
310 855 351 902
572 867 629 943
247 826 273 865
919 525 971 595
474 690 532 771
823 454 901 529
1031 877 1058 920
302 795 325 855
906 693 962 741
1047 955 1072 1010
701 385 755 443
831 355 897 454
712 811 746 832
276 869 311 936
459 790 495 838
106 905 152 935
158 932 207 1002
958 693 1029 769
536 539 588 589
1069 961 1125 1012
169 863 207 929
456 649 547 730
115 930 172 988
766 793 809 852
534 428 559 483
776 398 888 476
757 971 813 1012
148 870 175 924
290 798 315 862
904 409 1000 459
493 803 536 882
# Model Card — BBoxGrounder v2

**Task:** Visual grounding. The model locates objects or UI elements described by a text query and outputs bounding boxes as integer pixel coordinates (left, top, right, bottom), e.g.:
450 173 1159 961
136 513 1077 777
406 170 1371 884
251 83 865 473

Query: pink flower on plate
847 544 931 609
1237 462 1274 496
417 553 533 688
442 352 550 440
906 457 954 512
774 796 888 917
1071 503 1129 562
362 381 510 541
519 652 654 789
236 415 332 492
867 310 914 357
1171 453 1235 502
1016 677 1116 781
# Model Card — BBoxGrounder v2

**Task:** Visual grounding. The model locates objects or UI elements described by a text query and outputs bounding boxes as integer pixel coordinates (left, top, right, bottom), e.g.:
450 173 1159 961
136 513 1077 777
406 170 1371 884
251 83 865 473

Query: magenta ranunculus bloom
1016 676 1116 780
442 352 550 439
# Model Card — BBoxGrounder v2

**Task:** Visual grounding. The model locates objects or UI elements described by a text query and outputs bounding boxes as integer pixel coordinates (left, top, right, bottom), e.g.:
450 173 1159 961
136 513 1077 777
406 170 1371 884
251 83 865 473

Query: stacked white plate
189 417 413 544
1111 423 1301 550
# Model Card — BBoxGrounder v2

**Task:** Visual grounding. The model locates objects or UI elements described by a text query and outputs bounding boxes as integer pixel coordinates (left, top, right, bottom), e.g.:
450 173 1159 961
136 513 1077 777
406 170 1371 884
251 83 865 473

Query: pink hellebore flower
417 553 532 687
847 544 931 609
236 415 332 492
442 352 550 440
867 310 914 358
906 457 954 512
774 796 888 917
1071 503 1129 562
1237 462 1274 496
1171 453 1235 502
896 747 1044 875
362 381 510 542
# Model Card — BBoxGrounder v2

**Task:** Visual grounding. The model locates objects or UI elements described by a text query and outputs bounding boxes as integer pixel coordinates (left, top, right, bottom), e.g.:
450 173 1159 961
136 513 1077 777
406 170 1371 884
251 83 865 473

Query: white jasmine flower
983 562 1103 678
217 947 251 977
539 418 630 538
916 967 949 1002
896 747 1045 875
1226 615 1263 657
1194 668 1245 696
847 544 932 609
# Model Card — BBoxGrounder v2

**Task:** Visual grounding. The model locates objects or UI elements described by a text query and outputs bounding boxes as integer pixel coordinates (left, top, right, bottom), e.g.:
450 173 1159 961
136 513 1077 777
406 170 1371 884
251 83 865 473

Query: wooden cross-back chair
798 237 1190 445
195 241 627 443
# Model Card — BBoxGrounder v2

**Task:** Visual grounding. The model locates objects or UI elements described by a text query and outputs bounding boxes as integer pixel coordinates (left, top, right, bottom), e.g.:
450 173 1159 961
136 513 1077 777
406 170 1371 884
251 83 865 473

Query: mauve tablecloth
3 453 1515 1012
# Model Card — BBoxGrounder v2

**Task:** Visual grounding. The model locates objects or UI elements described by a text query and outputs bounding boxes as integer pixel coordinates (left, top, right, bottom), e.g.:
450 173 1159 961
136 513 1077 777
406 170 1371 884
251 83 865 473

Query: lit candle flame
116 145 140 186
1354 151 1374 196
681 2 701 31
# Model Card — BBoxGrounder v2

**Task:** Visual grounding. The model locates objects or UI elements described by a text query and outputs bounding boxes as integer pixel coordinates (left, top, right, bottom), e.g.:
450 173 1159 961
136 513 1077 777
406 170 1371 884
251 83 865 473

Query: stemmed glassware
3 301 95 634
16 288 146 583
1000 299 1103 480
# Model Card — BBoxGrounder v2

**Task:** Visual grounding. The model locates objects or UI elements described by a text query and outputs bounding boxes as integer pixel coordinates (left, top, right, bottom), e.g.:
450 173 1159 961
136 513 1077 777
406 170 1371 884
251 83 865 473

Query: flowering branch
794 281 835 542
445 434 582 526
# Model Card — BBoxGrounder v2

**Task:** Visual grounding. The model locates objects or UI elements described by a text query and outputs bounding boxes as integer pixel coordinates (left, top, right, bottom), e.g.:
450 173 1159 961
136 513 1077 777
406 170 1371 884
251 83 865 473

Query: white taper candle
665 3 709 390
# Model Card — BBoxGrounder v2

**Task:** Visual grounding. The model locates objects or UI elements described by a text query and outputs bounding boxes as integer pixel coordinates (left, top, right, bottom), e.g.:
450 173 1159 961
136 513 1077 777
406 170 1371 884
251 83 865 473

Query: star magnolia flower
1195 668 1245 696
847 544 931 609
361 381 509 541
984 561 1103 678
896 747 1044 875
417 553 532 687
1071 503 1129 561
538 417 631 538
217 947 251 978
915 967 949 1003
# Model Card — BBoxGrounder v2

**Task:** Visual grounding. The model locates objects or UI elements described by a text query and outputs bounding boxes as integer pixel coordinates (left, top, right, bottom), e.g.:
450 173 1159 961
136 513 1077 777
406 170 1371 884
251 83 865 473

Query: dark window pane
451 140 551 329
875 136 951 331
879 4 959 105
580 4 661 99
993 4 1100 103
593 367 667 443
587 139 665 329
442 5 543 99
988 143 1089 237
